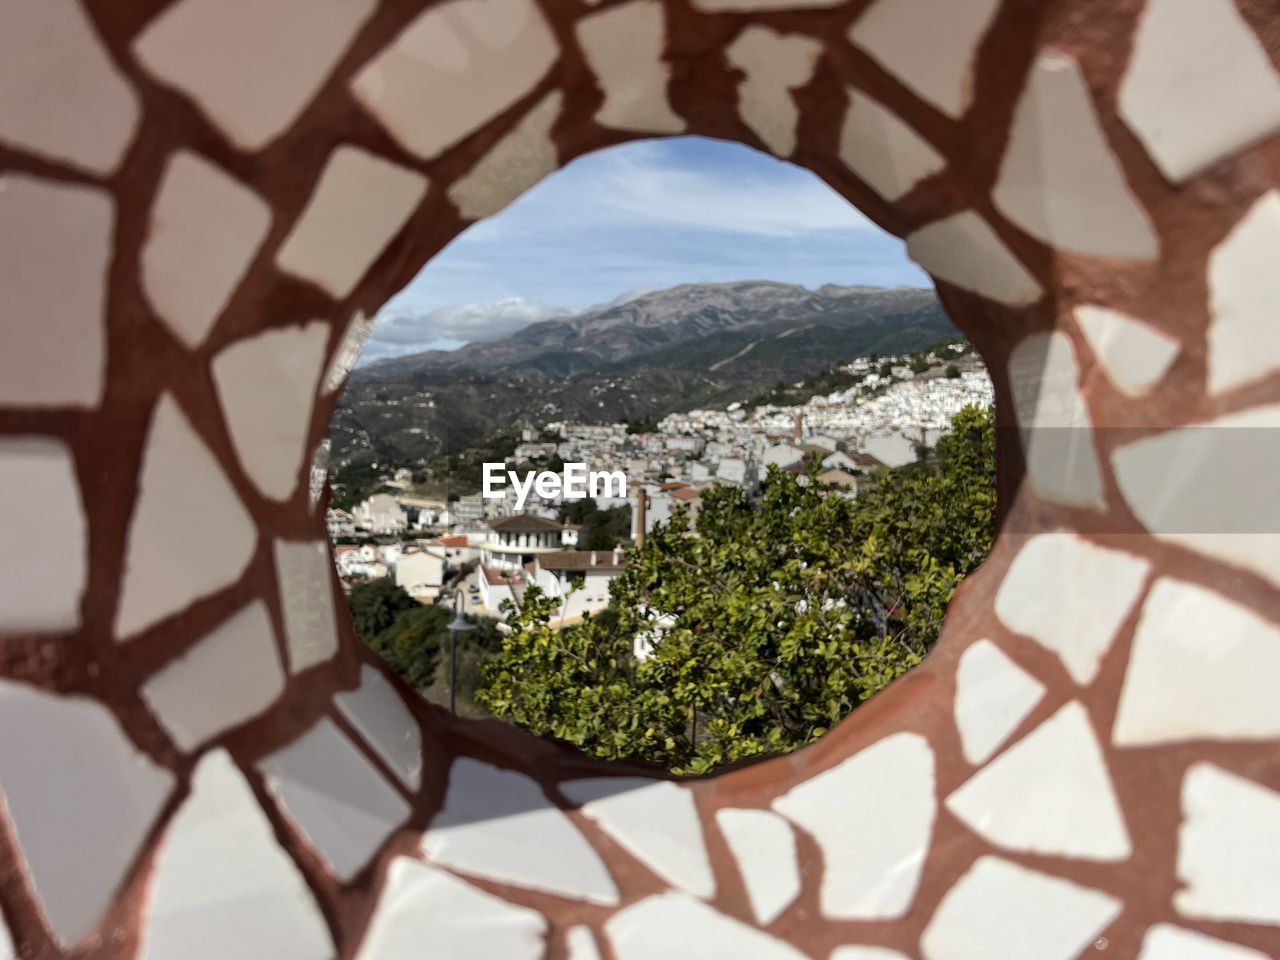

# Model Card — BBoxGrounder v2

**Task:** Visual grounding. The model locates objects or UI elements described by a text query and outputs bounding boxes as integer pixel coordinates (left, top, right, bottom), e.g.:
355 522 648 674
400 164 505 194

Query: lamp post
446 589 476 715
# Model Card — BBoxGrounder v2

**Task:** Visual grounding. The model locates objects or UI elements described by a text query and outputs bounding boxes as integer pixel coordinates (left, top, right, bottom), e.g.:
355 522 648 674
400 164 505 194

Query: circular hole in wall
323 137 996 774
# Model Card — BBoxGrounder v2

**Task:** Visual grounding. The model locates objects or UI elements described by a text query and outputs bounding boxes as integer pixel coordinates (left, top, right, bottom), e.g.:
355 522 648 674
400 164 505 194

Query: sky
360 136 929 365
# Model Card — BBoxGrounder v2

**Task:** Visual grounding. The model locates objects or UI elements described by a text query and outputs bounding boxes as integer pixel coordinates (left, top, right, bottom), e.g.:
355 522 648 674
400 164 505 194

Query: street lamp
446 589 476 715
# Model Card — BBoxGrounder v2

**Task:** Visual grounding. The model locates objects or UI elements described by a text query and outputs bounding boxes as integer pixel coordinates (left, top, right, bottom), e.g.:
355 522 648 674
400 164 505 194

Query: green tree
368 605 447 691
478 406 996 774
946 364 961 379
347 577 417 641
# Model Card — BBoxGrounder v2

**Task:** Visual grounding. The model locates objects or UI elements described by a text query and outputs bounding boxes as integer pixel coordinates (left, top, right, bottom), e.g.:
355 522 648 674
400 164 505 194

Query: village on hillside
326 342 993 623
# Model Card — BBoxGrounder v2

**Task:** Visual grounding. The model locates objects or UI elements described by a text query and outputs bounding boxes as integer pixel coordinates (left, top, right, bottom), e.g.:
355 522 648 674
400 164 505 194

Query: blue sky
361 136 929 364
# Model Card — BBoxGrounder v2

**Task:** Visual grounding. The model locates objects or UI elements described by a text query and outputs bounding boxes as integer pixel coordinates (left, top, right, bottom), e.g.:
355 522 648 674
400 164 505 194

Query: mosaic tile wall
2 0 1280 957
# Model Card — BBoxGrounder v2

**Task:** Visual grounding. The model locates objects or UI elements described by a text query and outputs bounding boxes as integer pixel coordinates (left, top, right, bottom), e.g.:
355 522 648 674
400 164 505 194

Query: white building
395 549 447 600
352 493 407 535
531 548 626 620
480 514 577 572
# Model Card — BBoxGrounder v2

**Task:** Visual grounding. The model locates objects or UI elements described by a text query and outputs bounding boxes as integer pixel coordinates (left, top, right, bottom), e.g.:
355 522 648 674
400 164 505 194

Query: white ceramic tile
577 2 686 134
1114 578 1280 746
953 639 1045 765
773 732 934 919
849 0 1000 119
1206 191 1280 395
0 173 110 408
308 438 330 511
276 146 427 299
1075 305 1179 397
725 27 823 157
141 600 285 751
335 665 423 791
1176 764 1280 925
0 0 139 174
213 322 328 501
1111 404 1280 589
994 53 1157 259
116 395 257 639
840 88 946 202
0 438 87 633
133 0 377 151
142 151 272 350
259 716 410 881
0 680 173 948
274 539 339 672
1119 0 1280 183
906 212 1042 307
0 914 10 960
994 532 1149 686
140 750 331 960
448 91 562 220
1007 332 1106 510
354 857 546 960
605 893 809 960
920 856 1121 960
567 925 602 960
322 311 374 395
351 0 558 161
424 759 618 903
946 701 1131 861
560 777 714 898
715 808 800 925
831 949 910 960
1137 924 1270 960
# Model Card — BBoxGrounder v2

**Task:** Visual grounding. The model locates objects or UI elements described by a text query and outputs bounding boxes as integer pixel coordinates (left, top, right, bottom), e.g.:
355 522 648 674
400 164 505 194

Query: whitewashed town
326 343 992 626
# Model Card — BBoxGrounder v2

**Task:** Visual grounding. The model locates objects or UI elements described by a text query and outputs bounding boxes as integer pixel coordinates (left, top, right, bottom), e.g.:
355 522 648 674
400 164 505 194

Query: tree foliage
478 405 996 773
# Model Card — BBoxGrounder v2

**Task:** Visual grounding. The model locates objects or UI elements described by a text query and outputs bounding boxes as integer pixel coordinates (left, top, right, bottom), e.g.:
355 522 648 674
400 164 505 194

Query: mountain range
329 281 956 474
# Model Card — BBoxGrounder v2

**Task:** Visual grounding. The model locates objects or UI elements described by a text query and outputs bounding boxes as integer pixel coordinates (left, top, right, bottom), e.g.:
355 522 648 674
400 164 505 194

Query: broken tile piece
213 322 329 501
1075 305 1179 397
0 173 111 408
140 750 331 960
354 857 546 960
606 893 809 960
1176 764 1280 925
577 2 685 134
561 777 714 898
1137 924 1270 960
906 212 1042 307
920 856 1120 960
1119 0 1280 183
715 808 800 925
994 532 1149 686
134 0 377 150
725 27 823 157
840 89 946 202
259 716 410 881
142 151 272 350
773 733 934 919
1114 578 1280 747
274 539 339 673
424 759 618 903
1206 191 1280 396
0 680 173 948
953 639 1045 765
141 600 285 751
448 92 563 220
849 0 1000 119
994 53 1157 260
351 0 558 161
276 146 428 299
116 395 257 639
0 437 88 633
946 702 1131 861
0 0 139 174
335 665 423 791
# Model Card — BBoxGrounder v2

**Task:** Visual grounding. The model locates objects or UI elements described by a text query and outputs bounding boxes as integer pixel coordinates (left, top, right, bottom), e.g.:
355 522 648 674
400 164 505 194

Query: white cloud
358 298 573 365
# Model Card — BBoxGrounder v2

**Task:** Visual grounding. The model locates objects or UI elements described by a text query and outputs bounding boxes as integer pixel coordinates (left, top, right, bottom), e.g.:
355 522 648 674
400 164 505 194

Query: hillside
329 281 954 474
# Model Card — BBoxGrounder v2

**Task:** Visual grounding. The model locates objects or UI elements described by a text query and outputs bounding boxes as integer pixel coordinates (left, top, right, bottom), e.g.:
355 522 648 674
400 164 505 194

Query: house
821 450 859 473
818 468 861 498
396 549 447 600
762 443 804 469
481 514 578 572
532 548 627 620
325 508 356 538
352 493 407 534
716 457 758 490
478 564 524 612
